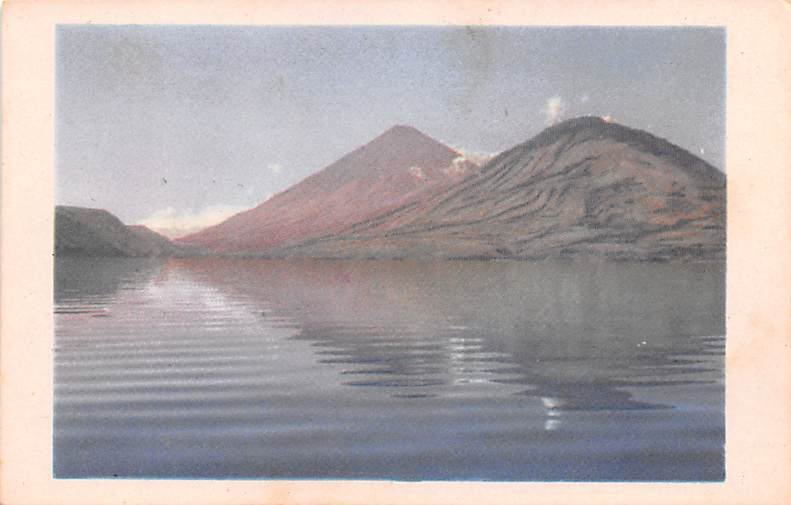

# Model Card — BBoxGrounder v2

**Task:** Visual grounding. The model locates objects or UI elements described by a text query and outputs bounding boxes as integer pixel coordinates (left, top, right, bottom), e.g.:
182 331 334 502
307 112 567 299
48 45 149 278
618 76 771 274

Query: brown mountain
55 206 186 257
267 117 726 261
177 125 478 253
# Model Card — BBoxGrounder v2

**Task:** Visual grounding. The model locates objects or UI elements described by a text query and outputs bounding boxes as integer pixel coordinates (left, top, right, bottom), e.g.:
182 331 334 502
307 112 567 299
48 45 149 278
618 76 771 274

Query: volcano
177 125 478 253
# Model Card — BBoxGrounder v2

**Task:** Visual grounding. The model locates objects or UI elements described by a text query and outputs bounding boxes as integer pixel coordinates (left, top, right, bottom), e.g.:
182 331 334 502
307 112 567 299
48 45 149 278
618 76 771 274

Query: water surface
54 257 725 480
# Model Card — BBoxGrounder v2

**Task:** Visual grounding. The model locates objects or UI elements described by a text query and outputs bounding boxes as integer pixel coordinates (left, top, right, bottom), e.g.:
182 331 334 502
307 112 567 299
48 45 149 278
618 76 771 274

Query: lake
54 257 725 481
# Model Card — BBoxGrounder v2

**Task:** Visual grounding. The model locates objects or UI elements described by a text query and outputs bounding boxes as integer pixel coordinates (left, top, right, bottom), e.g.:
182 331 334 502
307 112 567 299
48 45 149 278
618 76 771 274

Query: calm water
54 257 725 481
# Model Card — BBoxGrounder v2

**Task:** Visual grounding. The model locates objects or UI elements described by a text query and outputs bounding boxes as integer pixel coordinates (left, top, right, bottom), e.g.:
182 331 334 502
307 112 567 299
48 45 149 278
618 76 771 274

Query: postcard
1 1 789 504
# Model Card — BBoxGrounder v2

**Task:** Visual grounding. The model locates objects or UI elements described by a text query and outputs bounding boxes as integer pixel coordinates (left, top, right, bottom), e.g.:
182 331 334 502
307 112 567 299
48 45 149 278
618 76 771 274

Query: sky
56 25 725 236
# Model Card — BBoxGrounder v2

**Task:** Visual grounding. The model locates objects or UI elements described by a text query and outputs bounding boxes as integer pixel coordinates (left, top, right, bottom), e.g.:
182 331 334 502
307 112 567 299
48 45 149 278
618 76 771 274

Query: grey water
54 257 725 481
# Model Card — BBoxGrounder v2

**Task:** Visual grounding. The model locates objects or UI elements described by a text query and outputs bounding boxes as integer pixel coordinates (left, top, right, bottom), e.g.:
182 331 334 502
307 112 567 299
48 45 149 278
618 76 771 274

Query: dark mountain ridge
55 206 187 257
498 117 723 186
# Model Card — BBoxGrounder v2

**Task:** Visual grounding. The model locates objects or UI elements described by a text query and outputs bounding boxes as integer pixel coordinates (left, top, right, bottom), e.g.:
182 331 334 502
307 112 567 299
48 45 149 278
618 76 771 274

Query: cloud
136 204 254 239
455 150 497 167
433 146 499 176
408 166 426 179
450 157 469 174
580 94 590 103
447 146 498 166
268 163 283 174
543 96 566 125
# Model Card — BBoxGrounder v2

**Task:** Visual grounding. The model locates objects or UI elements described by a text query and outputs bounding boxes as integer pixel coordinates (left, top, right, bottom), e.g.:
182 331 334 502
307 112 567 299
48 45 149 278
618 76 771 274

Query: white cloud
455 150 496 167
268 163 283 174
409 166 426 179
451 157 469 173
440 156 470 176
543 96 566 126
446 146 498 166
136 204 252 239
580 94 590 103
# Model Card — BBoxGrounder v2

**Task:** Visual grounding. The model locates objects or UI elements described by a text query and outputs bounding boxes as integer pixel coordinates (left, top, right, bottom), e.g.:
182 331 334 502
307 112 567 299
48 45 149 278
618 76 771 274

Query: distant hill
264 117 726 261
55 206 187 257
177 125 479 253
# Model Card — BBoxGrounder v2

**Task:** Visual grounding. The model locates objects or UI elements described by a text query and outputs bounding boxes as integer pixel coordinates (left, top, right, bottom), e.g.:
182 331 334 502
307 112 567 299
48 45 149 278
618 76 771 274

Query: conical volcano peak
340 125 463 176
379 124 429 137
370 124 452 151
178 124 470 253
382 124 422 135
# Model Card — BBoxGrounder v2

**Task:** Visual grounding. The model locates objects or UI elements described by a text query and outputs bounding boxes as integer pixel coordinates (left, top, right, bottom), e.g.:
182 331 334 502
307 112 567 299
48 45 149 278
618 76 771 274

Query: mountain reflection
172 257 725 416
55 257 166 314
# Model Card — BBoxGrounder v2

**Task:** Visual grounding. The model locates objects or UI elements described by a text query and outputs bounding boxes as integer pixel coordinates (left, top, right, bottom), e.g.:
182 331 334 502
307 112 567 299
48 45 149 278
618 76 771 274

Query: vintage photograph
53 25 726 481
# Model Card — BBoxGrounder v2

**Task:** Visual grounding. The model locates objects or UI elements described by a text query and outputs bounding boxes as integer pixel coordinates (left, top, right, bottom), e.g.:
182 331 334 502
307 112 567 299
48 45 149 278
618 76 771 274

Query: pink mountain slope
177 125 478 253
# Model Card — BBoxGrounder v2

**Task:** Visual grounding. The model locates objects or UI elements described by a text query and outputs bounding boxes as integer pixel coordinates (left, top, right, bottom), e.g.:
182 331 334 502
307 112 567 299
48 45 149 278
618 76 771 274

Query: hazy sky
56 25 725 233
